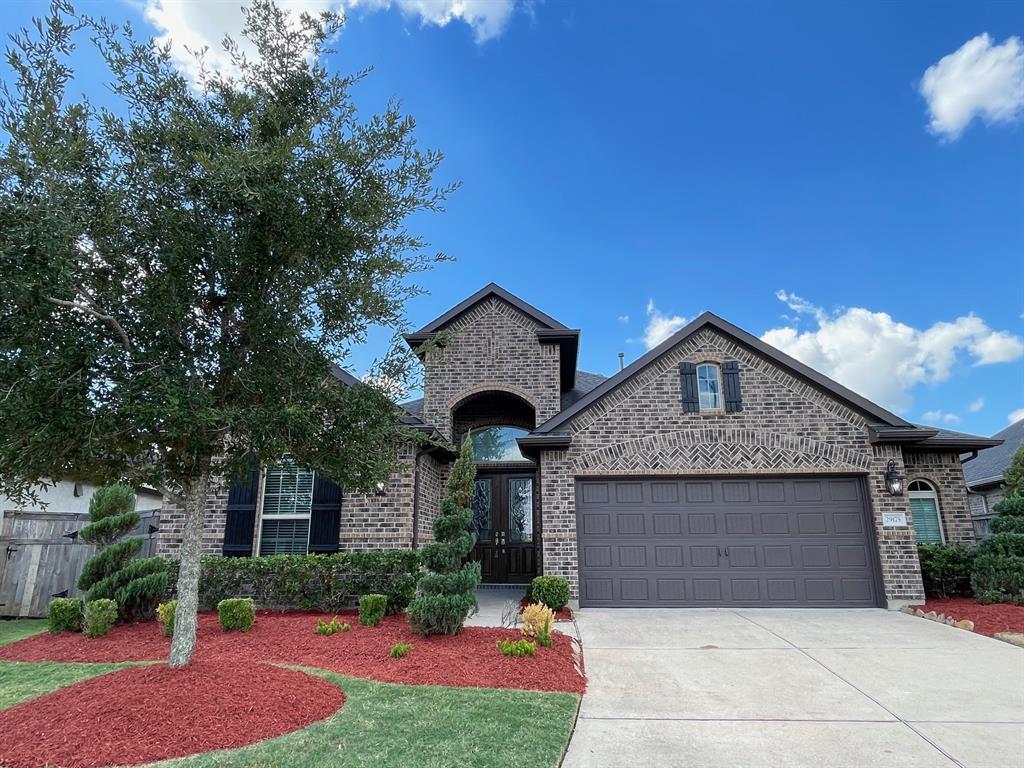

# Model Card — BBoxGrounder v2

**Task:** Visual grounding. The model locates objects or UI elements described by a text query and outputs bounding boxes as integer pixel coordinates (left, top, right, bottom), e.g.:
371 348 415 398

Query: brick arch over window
449 387 538 445
571 427 872 475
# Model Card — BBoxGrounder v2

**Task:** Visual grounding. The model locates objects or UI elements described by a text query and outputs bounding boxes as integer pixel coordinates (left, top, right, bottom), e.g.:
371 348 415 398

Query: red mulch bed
909 597 1024 638
0 612 585 694
0 661 344 768
520 597 573 621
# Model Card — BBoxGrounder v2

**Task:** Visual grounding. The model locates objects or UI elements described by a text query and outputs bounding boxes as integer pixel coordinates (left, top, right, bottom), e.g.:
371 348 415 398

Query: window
258 461 314 555
909 480 944 544
696 363 722 411
469 426 531 462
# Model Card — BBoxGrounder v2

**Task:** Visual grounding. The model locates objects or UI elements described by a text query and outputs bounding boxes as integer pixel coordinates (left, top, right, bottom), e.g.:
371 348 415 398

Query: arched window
469 426 531 463
696 363 722 411
909 480 944 544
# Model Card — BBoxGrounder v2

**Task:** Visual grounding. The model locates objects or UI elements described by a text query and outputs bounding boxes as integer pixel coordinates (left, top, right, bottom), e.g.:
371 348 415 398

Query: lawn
0 660 132 710
0 619 46 646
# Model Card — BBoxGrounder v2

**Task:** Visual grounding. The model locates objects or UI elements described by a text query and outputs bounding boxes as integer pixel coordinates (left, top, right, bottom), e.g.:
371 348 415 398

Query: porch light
374 481 387 497
884 460 904 496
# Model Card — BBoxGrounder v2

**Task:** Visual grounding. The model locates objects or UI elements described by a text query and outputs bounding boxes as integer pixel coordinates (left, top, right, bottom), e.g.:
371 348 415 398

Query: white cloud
920 33 1024 140
969 397 985 413
1011 408 1024 424
143 0 516 80
922 410 961 425
761 291 1024 412
641 299 687 350
361 372 407 400
617 315 630 324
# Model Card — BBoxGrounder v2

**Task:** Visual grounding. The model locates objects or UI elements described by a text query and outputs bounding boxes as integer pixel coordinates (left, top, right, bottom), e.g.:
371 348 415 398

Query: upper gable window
696 364 722 411
470 426 531 462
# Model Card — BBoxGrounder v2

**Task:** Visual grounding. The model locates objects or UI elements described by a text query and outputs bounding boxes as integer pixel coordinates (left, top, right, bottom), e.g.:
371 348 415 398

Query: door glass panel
471 479 492 542
508 478 533 543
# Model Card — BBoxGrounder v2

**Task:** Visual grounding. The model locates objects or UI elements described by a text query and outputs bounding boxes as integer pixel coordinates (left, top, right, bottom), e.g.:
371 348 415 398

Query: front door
470 473 538 583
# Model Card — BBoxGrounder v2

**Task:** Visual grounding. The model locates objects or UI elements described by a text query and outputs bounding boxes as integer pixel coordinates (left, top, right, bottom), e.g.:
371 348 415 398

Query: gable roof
963 418 1024 488
532 311 917 434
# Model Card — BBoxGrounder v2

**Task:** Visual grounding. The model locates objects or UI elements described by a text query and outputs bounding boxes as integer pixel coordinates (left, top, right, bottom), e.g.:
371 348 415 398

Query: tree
1001 444 1024 500
407 435 481 636
970 446 1024 603
77 483 167 620
0 1 453 667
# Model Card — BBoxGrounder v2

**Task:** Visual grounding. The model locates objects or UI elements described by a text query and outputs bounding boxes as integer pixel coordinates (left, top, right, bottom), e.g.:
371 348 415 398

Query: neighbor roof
963 418 1024 488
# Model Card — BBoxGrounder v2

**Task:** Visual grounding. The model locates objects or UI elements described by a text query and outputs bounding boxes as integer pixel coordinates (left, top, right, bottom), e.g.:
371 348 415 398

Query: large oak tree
0 0 453 667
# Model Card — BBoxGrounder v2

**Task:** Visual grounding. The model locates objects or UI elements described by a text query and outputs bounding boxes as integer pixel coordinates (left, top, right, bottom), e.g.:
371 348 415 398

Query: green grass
0 660 132 710
0 619 46 646
159 669 580 768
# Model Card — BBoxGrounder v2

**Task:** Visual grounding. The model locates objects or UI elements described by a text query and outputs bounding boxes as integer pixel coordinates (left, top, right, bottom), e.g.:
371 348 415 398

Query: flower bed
909 597 1024 638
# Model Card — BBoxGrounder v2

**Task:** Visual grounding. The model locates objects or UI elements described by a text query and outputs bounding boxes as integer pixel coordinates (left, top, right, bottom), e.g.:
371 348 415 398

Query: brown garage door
575 476 882 608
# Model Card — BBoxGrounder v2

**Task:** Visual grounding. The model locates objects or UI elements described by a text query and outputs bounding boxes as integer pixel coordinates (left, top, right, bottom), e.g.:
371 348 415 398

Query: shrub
156 600 177 637
521 602 554 648
917 543 975 598
389 642 413 658
315 616 342 636
83 599 118 638
407 436 480 637
528 576 570 611
497 638 536 657
971 488 1024 604
218 598 255 632
992 515 1024 535
359 594 387 627
48 598 83 634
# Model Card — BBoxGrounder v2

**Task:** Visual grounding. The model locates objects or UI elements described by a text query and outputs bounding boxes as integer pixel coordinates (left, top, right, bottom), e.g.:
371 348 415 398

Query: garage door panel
576 477 880 608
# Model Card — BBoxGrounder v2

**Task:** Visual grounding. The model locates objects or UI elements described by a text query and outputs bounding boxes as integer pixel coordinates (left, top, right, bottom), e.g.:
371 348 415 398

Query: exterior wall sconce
374 481 387 497
884 460 904 496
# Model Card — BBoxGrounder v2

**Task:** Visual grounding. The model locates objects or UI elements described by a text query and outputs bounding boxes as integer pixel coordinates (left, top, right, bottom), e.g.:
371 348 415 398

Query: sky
1 0 1021 437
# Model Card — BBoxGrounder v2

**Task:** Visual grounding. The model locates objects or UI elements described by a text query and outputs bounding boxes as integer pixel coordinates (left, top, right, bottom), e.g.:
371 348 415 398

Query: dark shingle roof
963 417 1024 488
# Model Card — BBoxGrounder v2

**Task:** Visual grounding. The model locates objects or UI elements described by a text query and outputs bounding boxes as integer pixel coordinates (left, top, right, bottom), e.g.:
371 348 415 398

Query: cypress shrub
970 450 1024 604
917 543 975 598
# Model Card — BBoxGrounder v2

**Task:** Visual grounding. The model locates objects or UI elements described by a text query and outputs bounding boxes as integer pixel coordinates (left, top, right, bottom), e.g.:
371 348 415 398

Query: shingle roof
963 418 1024 488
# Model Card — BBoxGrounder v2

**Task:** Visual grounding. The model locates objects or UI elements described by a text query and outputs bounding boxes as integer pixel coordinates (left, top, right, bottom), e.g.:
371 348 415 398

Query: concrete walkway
563 608 1024 768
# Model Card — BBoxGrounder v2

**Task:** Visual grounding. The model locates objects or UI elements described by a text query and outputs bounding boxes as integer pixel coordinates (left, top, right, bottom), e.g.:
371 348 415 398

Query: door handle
724 547 730 557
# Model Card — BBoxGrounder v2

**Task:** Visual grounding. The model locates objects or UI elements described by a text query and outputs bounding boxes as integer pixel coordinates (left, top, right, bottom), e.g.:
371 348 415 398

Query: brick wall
415 452 448 545
156 479 232 558
904 451 976 544
539 327 933 605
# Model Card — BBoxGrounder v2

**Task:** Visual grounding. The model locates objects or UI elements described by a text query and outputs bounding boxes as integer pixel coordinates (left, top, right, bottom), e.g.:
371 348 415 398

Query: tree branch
46 295 133 352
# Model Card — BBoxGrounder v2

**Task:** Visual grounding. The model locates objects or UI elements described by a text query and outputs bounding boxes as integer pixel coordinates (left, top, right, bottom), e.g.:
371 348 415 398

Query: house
156 283 1002 609
1 480 163 519
962 418 1024 539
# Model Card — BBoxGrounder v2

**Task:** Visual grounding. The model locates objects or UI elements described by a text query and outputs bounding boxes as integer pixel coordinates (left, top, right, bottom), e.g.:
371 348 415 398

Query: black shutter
723 361 743 413
308 474 342 554
223 469 259 557
679 362 700 412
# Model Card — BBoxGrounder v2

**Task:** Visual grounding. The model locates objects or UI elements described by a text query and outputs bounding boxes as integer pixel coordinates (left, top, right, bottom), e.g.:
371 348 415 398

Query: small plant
341 622 351 632
315 616 343 636
521 602 555 647
359 594 387 627
528 576 570 611
389 642 413 658
48 598 83 634
84 599 118 638
497 638 536 657
218 597 255 632
156 600 177 638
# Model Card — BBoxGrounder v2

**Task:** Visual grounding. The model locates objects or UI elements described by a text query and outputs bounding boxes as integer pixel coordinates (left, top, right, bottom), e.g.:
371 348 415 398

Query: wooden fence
0 508 161 618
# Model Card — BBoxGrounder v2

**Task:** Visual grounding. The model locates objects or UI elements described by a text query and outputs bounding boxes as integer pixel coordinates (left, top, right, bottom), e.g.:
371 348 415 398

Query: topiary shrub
77 484 167 621
217 598 255 632
157 600 177 638
407 436 481 637
528 575 570 611
971 472 1024 604
83 599 118 638
48 598 83 634
918 543 975 598
359 594 387 627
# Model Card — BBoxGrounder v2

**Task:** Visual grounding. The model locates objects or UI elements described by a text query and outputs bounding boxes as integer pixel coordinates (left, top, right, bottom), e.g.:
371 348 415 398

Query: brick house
157 283 1002 609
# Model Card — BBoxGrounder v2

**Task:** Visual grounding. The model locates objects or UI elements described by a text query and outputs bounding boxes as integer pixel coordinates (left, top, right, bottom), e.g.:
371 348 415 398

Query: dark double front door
470 472 538 583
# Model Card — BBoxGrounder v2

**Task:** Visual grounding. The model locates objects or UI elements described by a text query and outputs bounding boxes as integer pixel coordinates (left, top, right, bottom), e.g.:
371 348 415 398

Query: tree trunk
169 473 210 669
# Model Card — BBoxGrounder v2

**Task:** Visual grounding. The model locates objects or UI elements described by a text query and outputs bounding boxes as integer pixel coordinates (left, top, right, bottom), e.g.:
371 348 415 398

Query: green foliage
528 576 570 611
83 599 118 638
917 544 975 598
1001 445 1024 498
991 513 1024 535
157 601 176 638
77 534 141 593
218 598 255 632
389 642 413 658
359 594 387 627
81 485 139 545
47 598 82 634
993 493 1024 518
971 534 1024 605
315 616 343 636
407 436 480 637
497 638 536 657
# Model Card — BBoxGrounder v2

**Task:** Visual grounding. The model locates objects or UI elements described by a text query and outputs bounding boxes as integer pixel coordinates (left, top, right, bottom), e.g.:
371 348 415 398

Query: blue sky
2 0 1021 436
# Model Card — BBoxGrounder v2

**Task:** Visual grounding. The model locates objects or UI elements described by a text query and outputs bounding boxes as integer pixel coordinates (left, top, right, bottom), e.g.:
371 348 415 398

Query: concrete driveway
563 609 1024 768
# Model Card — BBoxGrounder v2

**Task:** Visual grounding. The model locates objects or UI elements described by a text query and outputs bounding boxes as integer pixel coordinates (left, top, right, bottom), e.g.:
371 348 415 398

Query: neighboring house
156 283 1002 609
1 480 163 519
962 418 1024 539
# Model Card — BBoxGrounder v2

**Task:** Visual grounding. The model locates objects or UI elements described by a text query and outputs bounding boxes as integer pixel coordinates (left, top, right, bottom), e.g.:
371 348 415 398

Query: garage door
575 476 881 608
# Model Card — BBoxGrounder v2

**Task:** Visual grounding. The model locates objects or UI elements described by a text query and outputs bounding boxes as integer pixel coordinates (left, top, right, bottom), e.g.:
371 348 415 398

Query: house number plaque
882 512 908 528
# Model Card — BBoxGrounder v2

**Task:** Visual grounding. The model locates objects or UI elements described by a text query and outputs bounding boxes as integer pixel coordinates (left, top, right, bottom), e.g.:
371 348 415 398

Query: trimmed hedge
84 599 118 638
48 598 83 634
528 576 570 611
218 598 255 631
162 551 419 614
917 543 975 598
359 594 387 627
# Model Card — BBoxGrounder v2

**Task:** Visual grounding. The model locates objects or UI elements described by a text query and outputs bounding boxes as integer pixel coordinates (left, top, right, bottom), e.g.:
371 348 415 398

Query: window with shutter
696 363 722 411
908 480 944 544
258 461 315 555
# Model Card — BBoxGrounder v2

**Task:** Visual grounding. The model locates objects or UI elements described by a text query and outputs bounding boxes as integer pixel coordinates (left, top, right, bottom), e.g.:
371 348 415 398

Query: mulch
519 597 573 621
909 597 1024 638
0 661 344 768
